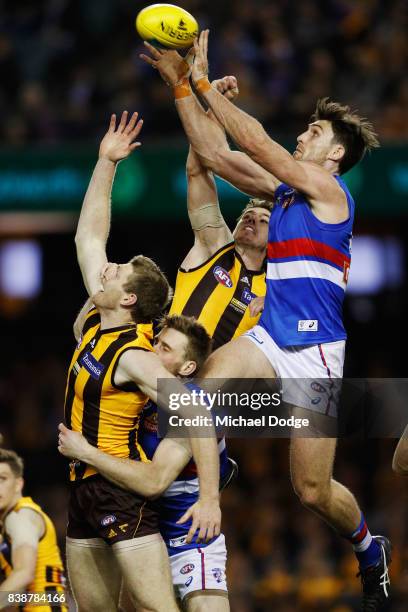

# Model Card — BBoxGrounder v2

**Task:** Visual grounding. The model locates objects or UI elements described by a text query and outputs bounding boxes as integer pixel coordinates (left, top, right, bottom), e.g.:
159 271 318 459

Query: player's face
0 464 22 513
154 328 191 376
233 207 270 250
294 120 337 165
93 262 135 309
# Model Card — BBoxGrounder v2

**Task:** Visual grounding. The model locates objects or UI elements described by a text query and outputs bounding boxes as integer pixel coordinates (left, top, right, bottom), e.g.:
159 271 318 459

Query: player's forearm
199 86 292 175
84 446 163 496
75 158 116 250
186 147 219 211
189 436 220 502
176 94 229 172
0 568 35 601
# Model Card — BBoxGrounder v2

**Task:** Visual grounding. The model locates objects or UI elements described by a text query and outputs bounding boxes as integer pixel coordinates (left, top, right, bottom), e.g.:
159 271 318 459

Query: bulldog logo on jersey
213 266 233 288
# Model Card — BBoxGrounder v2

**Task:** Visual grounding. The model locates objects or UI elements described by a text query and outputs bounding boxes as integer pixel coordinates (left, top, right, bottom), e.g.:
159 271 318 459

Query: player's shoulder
5 507 44 535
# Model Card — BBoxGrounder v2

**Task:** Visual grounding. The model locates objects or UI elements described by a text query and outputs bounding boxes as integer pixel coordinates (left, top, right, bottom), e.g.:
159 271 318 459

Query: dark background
0 1 407 610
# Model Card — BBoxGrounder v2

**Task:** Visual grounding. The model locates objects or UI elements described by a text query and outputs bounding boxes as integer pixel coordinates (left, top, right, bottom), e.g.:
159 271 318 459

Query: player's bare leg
185 593 229 611
113 535 179 611
66 538 122 612
290 437 361 533
200 336 276 381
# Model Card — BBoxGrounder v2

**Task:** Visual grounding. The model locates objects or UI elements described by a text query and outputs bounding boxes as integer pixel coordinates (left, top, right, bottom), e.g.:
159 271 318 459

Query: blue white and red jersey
260 176 354 347
139 399 229 556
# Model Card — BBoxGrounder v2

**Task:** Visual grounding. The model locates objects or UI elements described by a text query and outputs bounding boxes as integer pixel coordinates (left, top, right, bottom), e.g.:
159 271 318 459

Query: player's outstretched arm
140 44 278 199
192 31 343 206
181 146 232 269
115 350 221 542
0 509 43 606
75 111 143 297
392 425 408 475
58 424 191 497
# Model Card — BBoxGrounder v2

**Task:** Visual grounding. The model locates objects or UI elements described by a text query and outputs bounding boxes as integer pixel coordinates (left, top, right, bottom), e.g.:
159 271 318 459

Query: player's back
64 308 152 480
261 176 354 348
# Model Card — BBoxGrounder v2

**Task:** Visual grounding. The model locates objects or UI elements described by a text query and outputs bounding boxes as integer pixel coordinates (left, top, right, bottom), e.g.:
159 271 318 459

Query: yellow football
136 3 199 49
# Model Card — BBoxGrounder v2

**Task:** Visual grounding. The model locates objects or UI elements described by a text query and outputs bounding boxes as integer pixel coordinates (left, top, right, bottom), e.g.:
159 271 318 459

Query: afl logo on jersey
213 266 233 288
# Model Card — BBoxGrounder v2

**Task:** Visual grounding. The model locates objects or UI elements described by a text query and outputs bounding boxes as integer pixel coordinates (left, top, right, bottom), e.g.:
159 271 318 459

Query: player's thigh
66 537 121 612
290 436 337 490
113 534 178 611
185 593 229 612
200 336 276 379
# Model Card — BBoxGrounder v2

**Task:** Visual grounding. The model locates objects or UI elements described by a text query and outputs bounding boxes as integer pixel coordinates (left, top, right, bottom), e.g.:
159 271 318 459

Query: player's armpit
210 149 280 199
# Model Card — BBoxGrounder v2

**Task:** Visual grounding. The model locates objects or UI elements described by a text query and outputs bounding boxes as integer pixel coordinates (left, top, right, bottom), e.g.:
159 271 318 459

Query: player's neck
235 244 265 271
2 494 21 518
98 309 134 330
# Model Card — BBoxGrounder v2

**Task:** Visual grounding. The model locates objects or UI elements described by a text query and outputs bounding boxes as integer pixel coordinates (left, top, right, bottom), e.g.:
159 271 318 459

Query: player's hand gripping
249 296 265 317
140 43 194 86
192 29 210 84
211 75 239 101
99 111 143 163
177 497 221 543
58 423 93 463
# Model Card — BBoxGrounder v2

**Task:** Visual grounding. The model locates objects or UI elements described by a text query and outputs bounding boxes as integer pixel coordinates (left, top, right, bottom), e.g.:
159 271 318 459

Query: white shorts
244 325 345 417
169 534 228 601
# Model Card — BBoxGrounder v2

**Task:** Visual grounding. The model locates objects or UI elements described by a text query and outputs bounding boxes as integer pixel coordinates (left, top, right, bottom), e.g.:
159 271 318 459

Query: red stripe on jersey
268 238 350 269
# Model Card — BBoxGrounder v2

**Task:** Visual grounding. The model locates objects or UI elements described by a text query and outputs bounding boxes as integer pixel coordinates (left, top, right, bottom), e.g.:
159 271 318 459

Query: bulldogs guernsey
260 176 354 347
139 400 229 555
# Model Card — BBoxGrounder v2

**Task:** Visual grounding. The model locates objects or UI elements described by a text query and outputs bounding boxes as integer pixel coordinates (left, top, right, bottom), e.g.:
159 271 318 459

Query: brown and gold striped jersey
169 243 266 350
64 309 152 481
0 496 67 612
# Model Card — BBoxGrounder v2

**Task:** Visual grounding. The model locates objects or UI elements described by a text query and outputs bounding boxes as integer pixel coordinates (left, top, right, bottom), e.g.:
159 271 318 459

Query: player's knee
293 478 330 512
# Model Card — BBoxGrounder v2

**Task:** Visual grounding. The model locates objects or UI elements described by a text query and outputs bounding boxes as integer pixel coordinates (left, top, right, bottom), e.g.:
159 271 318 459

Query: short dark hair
123 256 172 323
237 198 273 222
0 449 24 477
311 97 380 174
158 314 212 372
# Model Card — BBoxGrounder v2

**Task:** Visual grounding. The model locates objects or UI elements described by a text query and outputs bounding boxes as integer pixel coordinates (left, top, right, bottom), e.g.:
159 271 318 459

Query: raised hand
99 111 143 163
192 29 209 84
140 42 194 86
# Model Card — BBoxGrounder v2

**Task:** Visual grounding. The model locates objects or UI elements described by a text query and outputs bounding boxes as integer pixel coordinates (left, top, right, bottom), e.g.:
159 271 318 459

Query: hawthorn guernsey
260 176 354 347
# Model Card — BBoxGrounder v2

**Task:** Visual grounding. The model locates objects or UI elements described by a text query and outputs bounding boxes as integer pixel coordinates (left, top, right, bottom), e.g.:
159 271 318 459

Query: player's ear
328 142 345 163
179 360 196 377
121 293 137 307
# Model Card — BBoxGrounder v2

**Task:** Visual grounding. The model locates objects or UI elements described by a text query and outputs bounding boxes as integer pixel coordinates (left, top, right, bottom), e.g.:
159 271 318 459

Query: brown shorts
67 475 159 545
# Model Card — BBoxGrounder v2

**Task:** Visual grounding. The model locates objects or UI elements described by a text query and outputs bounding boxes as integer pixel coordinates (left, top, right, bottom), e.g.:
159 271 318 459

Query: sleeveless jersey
0 497 67 611
260 177 354 347
169 243 266 350
64 308 152 481
139 400 229 556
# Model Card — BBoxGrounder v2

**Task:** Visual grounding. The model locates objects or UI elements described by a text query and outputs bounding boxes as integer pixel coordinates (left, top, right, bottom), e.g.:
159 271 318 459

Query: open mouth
243 225 255 233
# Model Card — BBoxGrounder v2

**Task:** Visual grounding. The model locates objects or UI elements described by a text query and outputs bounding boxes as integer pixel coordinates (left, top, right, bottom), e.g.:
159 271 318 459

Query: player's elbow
144 469 170 499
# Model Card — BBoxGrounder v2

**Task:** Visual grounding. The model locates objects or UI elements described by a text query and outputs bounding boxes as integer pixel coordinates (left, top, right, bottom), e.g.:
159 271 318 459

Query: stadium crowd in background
0 0 407 145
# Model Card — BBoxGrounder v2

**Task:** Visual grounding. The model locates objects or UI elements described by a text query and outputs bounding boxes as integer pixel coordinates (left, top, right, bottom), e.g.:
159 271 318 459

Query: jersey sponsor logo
240 275 250 285
241 288 255 305
311 382 326 394
80 351 105 379
180 563 195 575
169 535 188 548
298 320 318 332
89 338 96 349
212 567 225 583
230 297 247 313
276 188 296 209
213 266 233 288
101 514 117 527
108 528 117 538
185 576 193 587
